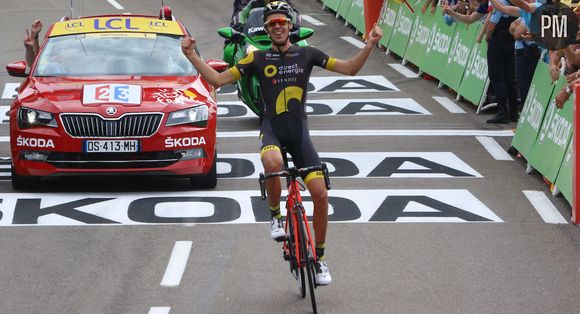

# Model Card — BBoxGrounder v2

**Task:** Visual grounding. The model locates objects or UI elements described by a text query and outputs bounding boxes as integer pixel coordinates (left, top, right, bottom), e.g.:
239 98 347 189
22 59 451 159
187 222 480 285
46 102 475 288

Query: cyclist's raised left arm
328 24 382 76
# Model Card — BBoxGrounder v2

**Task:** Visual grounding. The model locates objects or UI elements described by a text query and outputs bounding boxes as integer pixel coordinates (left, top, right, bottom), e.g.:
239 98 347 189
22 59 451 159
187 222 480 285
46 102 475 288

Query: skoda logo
106 107 117 115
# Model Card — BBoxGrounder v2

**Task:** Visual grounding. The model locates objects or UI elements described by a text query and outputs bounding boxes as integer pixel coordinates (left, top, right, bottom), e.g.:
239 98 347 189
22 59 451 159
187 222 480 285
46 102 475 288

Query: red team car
6 9 227 189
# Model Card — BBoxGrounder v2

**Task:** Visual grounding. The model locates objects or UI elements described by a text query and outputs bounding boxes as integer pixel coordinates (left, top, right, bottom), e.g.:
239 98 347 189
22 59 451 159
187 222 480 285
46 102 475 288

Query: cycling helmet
263 1 292 22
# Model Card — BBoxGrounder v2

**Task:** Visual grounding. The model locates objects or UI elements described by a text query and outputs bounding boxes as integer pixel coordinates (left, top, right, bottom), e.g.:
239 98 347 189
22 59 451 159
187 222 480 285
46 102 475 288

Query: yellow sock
270 204 282 219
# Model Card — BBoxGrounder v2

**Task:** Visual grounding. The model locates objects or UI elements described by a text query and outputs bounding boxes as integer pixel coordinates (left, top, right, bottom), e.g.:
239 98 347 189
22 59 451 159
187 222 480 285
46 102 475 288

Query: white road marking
301 15 326 26
522 190 568 224
432 96 466 113
2 83 20 99
0 130 514 143
388 63 419 78
161 241 193 287
149 307 170 314
475 136 513 161
106 0 124 9
340 36 366 49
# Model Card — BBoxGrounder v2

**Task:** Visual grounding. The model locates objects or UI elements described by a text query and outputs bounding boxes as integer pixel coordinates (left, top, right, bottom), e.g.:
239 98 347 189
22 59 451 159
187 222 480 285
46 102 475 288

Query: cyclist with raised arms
181 1 382 285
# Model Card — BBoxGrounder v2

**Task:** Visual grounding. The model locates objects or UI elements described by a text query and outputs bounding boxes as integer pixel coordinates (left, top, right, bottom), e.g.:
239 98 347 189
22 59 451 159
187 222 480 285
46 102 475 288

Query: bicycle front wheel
287 212 306 298
298 210 317 314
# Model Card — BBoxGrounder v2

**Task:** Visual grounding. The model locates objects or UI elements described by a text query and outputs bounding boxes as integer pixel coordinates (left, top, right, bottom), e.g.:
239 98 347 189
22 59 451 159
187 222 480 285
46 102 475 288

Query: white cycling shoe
270 217 286 240
315 260 332 285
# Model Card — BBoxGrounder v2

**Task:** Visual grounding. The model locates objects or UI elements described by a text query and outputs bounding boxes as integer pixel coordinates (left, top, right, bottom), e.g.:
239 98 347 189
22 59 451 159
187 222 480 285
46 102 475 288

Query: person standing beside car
182 1 382 286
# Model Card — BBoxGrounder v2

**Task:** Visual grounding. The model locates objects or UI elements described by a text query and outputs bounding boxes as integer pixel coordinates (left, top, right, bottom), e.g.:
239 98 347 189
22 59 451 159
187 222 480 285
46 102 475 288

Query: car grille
60 113 163 138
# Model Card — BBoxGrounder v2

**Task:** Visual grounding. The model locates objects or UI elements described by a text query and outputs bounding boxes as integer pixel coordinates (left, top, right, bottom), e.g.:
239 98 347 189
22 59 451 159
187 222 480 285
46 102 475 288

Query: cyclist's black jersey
228 45 336 181
229 45 336 120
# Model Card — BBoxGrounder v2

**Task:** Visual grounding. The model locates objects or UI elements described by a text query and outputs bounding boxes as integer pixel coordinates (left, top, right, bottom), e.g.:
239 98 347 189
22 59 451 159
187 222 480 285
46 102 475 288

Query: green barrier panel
404 5 434 67
556 137 573 203
377 0 401 47
457 39 488 105
439 22 479 91
356 1 366 35
323 0 342 12
527 76 574 182
346 0 364 31
387 3 415 57
511 62 556 157
337 0 353 19
418 9 457 79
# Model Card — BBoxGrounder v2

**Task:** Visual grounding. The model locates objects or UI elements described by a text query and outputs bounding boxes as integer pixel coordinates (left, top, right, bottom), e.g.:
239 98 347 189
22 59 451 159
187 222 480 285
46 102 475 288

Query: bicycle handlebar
259 163 331 200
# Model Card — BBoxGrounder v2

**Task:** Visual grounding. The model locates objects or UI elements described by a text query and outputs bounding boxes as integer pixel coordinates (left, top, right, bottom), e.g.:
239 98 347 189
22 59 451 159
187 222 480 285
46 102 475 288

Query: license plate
83 140 140 152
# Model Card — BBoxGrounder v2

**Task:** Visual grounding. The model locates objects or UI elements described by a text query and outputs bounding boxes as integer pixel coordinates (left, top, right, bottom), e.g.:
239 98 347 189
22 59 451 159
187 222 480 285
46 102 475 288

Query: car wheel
190 156 217 189
11 165 39 190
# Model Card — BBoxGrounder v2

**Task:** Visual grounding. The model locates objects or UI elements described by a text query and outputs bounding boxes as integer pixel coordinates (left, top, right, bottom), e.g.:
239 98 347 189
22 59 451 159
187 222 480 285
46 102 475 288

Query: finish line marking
161 241 193 287
0 130 515 143
523 190 568 224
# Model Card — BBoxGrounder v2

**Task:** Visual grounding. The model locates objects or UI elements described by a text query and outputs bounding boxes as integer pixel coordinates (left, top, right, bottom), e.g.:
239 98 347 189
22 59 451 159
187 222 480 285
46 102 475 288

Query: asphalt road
0 0 579 313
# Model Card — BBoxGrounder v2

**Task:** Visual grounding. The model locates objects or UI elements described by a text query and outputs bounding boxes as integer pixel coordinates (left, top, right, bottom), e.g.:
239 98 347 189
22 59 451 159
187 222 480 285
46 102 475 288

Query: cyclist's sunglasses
265 17 291 28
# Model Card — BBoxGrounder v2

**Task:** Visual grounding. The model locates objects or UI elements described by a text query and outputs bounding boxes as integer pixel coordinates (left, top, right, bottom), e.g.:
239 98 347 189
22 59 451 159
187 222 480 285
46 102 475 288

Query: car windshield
34 33 197 77
244 8 267 37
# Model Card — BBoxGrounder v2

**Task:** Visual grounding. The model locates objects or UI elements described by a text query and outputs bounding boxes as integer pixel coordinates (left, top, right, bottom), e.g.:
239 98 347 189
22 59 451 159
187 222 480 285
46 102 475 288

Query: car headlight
17 107 57 129
166 105 209 127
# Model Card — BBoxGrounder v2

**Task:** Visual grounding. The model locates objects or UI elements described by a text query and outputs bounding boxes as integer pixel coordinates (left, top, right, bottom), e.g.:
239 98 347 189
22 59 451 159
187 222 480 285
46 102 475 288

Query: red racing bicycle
259 151 330 314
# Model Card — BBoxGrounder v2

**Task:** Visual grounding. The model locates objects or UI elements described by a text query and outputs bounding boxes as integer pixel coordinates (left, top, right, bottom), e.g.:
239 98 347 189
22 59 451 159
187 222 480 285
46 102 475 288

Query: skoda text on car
6 9 228 189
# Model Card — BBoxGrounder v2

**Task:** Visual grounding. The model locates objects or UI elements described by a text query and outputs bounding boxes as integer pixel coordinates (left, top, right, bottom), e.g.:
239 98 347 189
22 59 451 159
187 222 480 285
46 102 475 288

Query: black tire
298 210 317 314
190 155 217 189
287 213 306 298
11 165 39 190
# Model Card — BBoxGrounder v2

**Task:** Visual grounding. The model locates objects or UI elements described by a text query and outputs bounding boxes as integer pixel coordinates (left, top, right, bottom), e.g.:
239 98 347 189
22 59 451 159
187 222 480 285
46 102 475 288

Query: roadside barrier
319 0 576 218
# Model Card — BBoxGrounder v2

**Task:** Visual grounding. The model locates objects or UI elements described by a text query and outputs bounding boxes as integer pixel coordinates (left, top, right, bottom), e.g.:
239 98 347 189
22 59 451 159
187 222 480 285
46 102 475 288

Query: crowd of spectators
438 0 578 123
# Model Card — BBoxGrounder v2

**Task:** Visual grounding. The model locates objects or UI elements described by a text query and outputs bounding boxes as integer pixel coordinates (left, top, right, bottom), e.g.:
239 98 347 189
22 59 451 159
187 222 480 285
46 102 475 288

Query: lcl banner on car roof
49 17 185 37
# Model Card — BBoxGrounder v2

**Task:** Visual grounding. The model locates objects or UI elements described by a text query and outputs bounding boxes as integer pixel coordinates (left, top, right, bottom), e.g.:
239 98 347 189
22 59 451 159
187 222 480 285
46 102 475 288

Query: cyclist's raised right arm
181 37 237 88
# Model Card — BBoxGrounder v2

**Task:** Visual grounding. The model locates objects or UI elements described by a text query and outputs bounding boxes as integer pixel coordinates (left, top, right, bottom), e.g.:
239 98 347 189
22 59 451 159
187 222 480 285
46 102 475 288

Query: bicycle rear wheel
298 211 317 314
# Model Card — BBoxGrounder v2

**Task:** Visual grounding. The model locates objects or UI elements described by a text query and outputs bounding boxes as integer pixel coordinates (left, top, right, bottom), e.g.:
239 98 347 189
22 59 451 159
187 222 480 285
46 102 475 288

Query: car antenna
69 0 74 18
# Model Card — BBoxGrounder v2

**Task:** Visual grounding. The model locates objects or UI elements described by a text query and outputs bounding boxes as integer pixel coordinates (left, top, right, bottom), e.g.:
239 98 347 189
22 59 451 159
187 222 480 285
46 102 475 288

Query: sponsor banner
404 9 434 67
387 4 415 57
217 98 430 118
440 22 479 91
337 0 354 19
419 9 457 80
216 152 482 179
511 62 556 157
457 39 488 105
555 138 573 203
217 75 399 95
0 189 502 226
323 0 343 12
49 17 185 37
526 76 573 182
378 0 401 48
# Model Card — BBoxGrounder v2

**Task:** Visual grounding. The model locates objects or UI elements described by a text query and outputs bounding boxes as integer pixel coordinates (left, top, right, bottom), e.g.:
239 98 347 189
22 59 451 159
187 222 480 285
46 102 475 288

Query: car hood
23 76 215 112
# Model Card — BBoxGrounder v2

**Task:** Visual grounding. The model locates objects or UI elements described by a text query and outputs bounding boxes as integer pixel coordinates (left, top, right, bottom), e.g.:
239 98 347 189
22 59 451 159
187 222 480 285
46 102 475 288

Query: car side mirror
206 59 229 72
6 60 28 78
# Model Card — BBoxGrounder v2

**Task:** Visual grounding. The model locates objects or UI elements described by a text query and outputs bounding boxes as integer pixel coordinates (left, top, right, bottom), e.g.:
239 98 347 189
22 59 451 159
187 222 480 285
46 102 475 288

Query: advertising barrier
526 76 574 183
404 8 434 67
511 62 556 157
323 0 342 12
377 0 401 48
418 9 457 79
327 0 575 212
387 2 415 57
439 23 479 91
457 38 488 106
